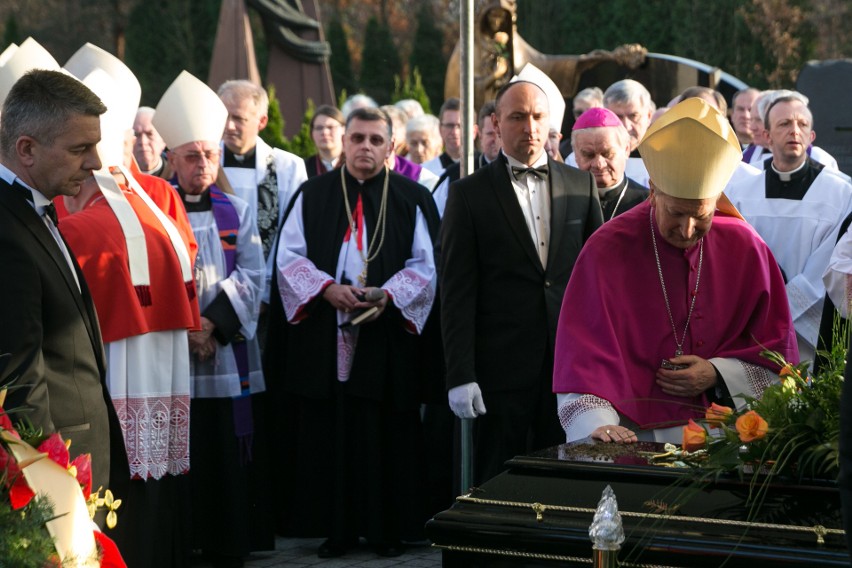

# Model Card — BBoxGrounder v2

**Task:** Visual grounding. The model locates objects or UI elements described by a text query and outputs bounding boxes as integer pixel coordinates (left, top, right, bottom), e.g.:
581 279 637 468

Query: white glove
448 381 487 419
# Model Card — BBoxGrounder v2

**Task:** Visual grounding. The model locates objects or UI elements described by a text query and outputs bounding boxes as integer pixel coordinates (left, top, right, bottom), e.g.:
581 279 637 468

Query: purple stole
742 144 757 163
394 155 423 182
210 186 253 463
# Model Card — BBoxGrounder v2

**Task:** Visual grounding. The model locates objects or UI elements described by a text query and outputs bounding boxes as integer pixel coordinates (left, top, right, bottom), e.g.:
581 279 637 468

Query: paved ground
193 537 442 567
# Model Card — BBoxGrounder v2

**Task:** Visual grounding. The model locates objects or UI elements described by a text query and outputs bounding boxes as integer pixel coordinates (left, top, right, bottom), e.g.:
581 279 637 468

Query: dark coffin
426 442 848 567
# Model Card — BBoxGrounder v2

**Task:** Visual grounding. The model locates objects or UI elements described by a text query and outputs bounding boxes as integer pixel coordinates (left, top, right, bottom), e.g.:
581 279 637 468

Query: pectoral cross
358 265 368 287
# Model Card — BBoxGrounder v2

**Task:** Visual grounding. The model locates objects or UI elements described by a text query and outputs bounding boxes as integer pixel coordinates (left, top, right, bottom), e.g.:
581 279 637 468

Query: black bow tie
44 202 59 226
511 165 549 181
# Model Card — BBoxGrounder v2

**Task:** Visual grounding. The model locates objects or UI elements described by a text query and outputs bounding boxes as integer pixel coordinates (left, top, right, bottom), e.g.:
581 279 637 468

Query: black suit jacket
0 177 126 494
440 157 603 392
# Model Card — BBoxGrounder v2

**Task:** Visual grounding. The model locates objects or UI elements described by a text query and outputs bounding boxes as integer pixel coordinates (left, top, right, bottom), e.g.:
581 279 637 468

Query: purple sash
394 155 423 182
742 144 756 163
210 186 253 463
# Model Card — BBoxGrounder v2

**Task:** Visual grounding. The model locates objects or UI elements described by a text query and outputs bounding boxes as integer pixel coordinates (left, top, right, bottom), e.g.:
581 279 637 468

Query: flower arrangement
652 318 847 493
0 387 125 567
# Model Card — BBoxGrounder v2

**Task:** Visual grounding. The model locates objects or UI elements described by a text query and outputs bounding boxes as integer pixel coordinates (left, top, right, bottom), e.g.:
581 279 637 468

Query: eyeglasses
174 150 220 164
348 133 387 146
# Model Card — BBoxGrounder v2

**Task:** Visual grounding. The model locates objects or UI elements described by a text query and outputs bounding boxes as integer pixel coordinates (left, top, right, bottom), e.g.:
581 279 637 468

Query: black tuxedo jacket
0 177 126 493
440 157 603 392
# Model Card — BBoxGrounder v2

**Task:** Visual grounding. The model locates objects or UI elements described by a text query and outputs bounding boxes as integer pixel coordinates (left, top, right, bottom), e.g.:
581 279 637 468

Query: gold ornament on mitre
153 70 227 150
0 37 60 106
639 97 742 200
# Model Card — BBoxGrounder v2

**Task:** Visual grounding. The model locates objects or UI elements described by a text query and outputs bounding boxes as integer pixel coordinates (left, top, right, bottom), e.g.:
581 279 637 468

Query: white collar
503 150 548 170
0 161 53 213
771 158 807 182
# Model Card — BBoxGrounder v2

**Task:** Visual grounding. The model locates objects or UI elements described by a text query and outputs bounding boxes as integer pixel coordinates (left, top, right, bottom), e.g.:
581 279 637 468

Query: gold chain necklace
341 166 390 286
649 206 703 358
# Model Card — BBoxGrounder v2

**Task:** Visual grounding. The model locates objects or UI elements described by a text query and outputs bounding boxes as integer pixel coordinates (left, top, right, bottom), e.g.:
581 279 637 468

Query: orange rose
705 403 733 428
682 419 707 452
735 410 769 443
779 364 796 378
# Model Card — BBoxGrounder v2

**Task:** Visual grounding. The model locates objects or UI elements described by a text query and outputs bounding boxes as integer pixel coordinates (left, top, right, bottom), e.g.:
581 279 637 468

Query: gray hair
1 69 106 159
570 123 631 154
394 99 424 120
574 86 603 107
135 106 156 120
341 94 378 119
346 106 392 139
406 114 440 138
217 80 269 117
603 79 654 112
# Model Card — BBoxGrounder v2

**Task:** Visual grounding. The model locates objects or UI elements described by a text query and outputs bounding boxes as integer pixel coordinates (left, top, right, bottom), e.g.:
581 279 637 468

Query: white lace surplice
556 358 777 443
187 194 266 398
277 192 436 381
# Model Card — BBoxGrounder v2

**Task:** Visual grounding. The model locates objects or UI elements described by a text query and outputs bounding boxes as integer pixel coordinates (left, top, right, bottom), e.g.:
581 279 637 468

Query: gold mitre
0 37 60 106
153 70 227 149
638 97 742 199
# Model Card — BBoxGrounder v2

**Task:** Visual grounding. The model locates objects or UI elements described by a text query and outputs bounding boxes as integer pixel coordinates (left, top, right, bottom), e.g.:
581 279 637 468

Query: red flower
735 410 769 443
93 530 128 568
0 408 16 435
70 453 93 499
682 419 707 452
704 403 733 428
37 433 70 468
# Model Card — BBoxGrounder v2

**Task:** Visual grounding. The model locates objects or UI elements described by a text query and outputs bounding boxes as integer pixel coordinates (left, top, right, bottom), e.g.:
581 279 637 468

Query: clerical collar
141 156 164 176
765 158 822 201
598 177 626 200
223 145 256 169
344 166 386 187
176 184 213 212
770 159 807 182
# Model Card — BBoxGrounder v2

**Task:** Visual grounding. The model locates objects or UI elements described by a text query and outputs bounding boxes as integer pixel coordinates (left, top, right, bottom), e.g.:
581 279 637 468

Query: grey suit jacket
0 178 125 493
440 156 604 392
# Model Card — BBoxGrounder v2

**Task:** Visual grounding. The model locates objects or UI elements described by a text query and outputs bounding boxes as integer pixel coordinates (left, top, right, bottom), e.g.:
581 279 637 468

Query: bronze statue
445 0 647 115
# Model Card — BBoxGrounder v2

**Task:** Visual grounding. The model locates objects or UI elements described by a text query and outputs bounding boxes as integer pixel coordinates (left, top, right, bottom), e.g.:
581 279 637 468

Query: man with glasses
275 107 440 558
422 97 479 176
155 71 268 567
305 104 344 178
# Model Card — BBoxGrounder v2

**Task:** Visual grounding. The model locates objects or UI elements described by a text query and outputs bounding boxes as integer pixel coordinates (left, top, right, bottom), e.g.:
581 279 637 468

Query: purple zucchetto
572 107 622 131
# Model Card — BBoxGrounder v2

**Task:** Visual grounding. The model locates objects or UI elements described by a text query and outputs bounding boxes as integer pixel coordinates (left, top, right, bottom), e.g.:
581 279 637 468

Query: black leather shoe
317 539 347 558
373 541 405 557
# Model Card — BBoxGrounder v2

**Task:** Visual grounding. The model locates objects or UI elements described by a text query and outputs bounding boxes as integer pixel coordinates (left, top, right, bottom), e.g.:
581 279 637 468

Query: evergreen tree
2 14 21 47
286 99 317 159
125 0 221 106
260 83 288 150
327 16 357 100
409 3 446 110
392 68 431 114
360 16 401 105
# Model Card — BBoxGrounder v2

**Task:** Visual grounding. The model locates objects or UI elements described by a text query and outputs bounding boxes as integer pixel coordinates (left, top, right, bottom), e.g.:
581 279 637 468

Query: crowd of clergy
1 35 851 568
